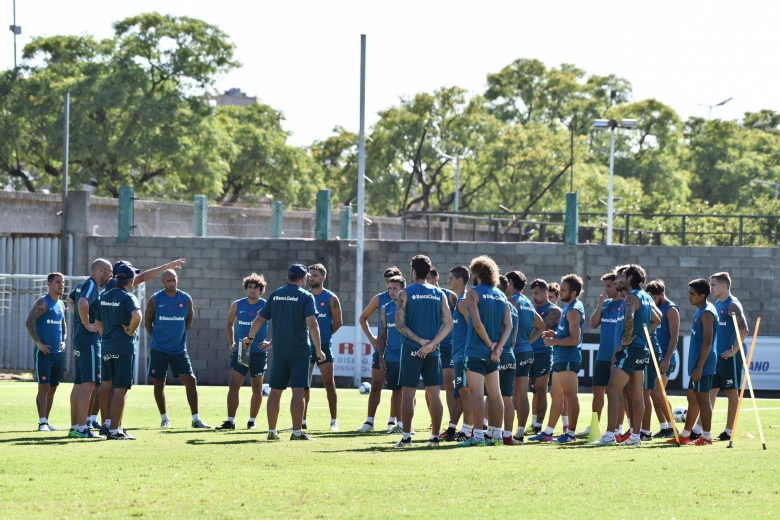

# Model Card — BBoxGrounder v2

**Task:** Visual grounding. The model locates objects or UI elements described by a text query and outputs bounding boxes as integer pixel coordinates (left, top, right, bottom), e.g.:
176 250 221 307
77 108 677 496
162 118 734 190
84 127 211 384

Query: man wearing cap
243 264 326 441
144 269 210 429
96 261 143 440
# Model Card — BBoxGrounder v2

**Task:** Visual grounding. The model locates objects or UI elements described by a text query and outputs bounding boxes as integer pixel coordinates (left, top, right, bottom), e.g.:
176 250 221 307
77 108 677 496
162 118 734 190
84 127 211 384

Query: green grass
1 383 780 519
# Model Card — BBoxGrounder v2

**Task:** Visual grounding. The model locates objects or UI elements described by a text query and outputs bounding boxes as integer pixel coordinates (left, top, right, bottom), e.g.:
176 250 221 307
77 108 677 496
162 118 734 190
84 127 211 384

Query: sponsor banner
312 326 374 378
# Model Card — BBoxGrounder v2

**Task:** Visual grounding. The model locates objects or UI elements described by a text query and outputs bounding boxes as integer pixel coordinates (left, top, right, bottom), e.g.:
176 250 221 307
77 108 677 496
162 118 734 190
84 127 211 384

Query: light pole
434 146 469 223
594 118 638 245
752 179 779 199
9 0 21 68
698 97 733 120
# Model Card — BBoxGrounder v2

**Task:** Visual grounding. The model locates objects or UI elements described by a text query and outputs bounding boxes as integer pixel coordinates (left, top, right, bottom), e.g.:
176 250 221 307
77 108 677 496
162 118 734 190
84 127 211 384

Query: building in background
210 88 262 107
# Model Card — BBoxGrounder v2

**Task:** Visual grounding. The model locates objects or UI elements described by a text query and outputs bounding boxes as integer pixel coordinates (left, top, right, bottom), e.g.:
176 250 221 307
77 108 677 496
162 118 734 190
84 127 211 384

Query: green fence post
564 192 579 245
488 215 493 242
193 195 208 237
315 190 331 240
270 201 284 238
738 216 744 246
118 185 133 244
340 206 353 239
681 215 686 246
624 214 630 245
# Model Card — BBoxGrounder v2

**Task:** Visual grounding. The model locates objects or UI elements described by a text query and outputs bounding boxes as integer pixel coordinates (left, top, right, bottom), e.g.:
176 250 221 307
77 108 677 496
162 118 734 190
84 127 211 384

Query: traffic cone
587 412 601 443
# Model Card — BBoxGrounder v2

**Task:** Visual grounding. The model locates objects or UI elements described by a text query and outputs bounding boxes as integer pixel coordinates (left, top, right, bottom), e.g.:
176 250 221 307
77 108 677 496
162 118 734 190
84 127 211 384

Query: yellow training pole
730 315 766 450
728 317 758 448
643 324 680 446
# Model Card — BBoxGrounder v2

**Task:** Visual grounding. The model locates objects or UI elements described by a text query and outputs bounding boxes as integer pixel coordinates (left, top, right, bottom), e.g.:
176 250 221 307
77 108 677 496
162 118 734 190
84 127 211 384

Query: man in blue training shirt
645 279 680 438
304 263 343 431
144 270 210 429
447 265 473 442
218 273 270 431
243 264 325 442
532 274 585 443
394 255 453 448
25 272 67 432
668 278 718 445
527 279 562 434
457 256 512 448
426 267 458 439
376 276 406 435
96 261 143 440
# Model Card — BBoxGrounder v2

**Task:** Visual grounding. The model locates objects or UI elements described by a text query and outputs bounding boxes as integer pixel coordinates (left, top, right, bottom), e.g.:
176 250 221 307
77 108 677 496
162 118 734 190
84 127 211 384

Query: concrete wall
84 236 780 385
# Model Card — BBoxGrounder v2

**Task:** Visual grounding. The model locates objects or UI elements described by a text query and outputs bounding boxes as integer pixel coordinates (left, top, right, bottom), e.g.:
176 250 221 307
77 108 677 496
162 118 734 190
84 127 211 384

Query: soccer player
218 273 270 430
668 279 718 445
709 272 748 441
376 276 405 435
303 263 343 431
68 258 112 439
593 264 658 447
528 279 562 434
548 283 560 306
506 271 545 444
357 266 402 433
25 272 66 431
448 265 472 441
243 264 325 441
645 279 680 438
426 267 458 440
96 262 143 440
456 256 512 448
496 275 519 445
531 274 585 443
394 255 453 448
144 270 209 429
583 272 623 435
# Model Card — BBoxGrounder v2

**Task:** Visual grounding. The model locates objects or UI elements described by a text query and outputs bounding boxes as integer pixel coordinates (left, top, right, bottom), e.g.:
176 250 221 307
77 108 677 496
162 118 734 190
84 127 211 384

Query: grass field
2 383 780 519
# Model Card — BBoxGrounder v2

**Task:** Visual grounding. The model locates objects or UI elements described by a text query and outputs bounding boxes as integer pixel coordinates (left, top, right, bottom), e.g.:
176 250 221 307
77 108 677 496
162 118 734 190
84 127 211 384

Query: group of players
25 252 749 446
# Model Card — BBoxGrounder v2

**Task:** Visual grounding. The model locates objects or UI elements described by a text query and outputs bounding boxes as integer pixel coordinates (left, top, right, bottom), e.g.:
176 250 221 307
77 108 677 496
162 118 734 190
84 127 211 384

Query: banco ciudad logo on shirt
274 295 299 301
101 301 121 307
412 294 439 300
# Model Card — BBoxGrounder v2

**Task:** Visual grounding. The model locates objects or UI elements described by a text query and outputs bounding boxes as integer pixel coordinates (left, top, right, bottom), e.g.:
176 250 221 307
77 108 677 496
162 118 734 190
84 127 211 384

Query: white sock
293 429 302 436
692 424 702 435
532 414 537 425
192 414 199 421
543 426 554 435
161 413 169 421
88 415 97 423
515 426 524 437
331 418 338 425
397 421 403 429
660 421 669 429
269 429 278 435
104 419 111 427
702 431 712 440
110 428 119 435
71 424 78 430
366 416 374 424
302 420 307 426
503 430 512 438
227 417 235 423
494 428 503 439
725 428 732 435
483 418 489 428
388 416 395 424
617 425 624 434
562 416 569 427
249 417 256 423
605 431 615 440
486 426 494 438
449 422 457 430
630 433 640 441
40 417 47 424
462 424 472 435
78 424 88 432
473 429 484 440
681 429 691 437
641 429 652 435
627 418 632 428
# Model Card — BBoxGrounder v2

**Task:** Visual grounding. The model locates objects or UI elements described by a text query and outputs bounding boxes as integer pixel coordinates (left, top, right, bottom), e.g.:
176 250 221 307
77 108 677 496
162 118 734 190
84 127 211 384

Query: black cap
114 260 140 279
288 264 308 278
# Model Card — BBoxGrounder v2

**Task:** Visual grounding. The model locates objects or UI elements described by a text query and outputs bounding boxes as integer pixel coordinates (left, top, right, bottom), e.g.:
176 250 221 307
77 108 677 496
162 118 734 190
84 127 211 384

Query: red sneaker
693 436 712 446
439 428 456 441
668 435 690 445
616 432 631 443
502 435 514 446
563 425 569 433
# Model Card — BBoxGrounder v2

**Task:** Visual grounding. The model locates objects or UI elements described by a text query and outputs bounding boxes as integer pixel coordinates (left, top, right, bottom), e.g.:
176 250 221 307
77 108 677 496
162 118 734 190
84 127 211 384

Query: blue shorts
661 350 678 377
311 341 334 366
530 350 552 381
440 344 454 370
514 351 534 378
102 353 135 389
399 344 441 387
689 374 714 393
34 351 63 387
229 349 267 378
465 356 499 376
384 361 401 391
593 359 613 387
268 357 311 390
644 354 662 390
614 348 650 376
552 361 581 373
372 349 380 370
148 349 193 378
453 361 467 398
499 351 517 397
73 344 101 385
713 354 743 391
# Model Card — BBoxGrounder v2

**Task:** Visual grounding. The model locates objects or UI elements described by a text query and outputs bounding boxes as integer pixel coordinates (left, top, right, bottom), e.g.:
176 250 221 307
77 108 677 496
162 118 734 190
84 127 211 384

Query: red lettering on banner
339 343 354 355
364 343 372 355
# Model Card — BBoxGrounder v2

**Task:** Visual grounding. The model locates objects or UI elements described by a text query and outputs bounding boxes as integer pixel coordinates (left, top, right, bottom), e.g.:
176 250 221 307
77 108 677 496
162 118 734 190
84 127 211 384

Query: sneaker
68 428 86 439
512 435 524 445
161 419 171 429
717 431 731 442
668 435 690 445
577 426 590 436
290 432 315 441
387 425 403 435
426 438 440 448
38 423 51 432
484 438 500 446
329 422 339 432
90 420 101 430
555 433 577 443
439 427 457 441
689 431 701 441
502 435 516 446
639 432 653 442
652 428 669 438
661 428 676 439
563 425 569 433
192 419 211 429
457 437 486 447
453 431 470 442
533 425 542 435
410 429 417 436
267 432 281 441
247 421 257 430
99 424 110 436
591 434 617 446
121 431 136 440
47 424 59 431
386 423 397 433
106 430 128 440
693 436 713 446
394 438 413 448
615 432 631 444
357 422 375 433
619 435 641 446
215 420 235 430
529 432 554 442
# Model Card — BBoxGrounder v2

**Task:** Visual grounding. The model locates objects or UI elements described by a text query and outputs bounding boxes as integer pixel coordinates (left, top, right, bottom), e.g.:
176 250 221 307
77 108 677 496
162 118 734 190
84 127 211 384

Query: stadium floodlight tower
354 35 367 388
593 118 638 245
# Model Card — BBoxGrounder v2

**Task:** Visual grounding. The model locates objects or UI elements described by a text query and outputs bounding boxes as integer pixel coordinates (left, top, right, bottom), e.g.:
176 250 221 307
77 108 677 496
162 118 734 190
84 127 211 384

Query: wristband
247 336 254 341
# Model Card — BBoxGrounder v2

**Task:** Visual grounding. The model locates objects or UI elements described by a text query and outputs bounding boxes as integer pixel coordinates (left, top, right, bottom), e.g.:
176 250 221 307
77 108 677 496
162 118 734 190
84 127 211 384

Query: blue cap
288 264 308 278
114 260 140 279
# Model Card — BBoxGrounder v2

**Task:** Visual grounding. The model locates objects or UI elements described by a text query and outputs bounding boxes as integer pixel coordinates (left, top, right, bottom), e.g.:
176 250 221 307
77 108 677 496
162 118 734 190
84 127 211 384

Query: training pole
643 324 680 446
353 34 366 388
728 317 759 448
729 315 766 449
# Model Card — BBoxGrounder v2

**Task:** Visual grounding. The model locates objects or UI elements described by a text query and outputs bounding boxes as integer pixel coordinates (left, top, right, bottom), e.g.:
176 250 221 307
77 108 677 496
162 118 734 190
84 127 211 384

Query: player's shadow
186 438 262 446
308 431 389 439
555 443 680 450
0 436 73 445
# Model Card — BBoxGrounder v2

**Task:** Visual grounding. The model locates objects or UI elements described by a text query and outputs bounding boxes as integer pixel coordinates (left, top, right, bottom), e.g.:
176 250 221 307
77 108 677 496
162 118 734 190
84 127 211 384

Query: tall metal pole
454 156 460 224
12 0 17 68
353 35 366 388
61 92 70 272
606 127 616 245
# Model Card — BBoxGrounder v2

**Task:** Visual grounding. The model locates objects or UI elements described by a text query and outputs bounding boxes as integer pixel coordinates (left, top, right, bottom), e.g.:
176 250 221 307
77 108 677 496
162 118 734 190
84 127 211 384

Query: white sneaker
46 424 58 431
329 421 339 432
577 426 590 436
357 422 374 432
619 435 641 446
591 434 616 446
38 423 50 432
161 419 171 428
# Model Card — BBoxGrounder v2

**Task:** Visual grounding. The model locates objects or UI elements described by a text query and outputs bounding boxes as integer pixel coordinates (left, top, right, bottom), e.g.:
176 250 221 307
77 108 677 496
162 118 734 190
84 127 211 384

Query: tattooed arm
621 293 640 346
395 290 424 345
544 307 562 331
724 302 749 359
25 298 50 353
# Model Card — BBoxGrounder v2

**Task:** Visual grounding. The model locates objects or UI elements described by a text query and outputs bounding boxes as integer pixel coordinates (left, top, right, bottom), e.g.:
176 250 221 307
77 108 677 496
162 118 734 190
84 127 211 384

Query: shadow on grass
554 442 682 450
0 436 78 444
186 438 262 446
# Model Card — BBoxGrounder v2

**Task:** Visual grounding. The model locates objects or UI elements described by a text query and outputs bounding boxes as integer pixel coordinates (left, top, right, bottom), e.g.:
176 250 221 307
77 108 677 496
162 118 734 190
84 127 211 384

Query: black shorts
311 341 334 366
498 351 516 397
230 349 267 378
453 361 467 398
552 361 581 373
713 354 743 391
269 357 311 390
148 349 193 379
399 344 441 387
530 350 552 381
103 352 135 389
514 351 534 378
593 359 613 387
440 344 453 370
35 351 63 387
74 344 101 385
465 356 499 376
689 374 714 393
384 361 401 391
372 349 381 370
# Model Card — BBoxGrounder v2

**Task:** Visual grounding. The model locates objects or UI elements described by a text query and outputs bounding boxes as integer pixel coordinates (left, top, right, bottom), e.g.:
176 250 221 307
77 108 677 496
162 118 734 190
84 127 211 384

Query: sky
2 0 778 146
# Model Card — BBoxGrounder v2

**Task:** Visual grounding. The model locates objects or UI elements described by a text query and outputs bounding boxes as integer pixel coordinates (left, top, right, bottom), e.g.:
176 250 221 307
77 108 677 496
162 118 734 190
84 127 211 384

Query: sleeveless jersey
512 293 536 355
690 303 718 376
440 288 456 348
400 283 443 356
596 298 623 362
375 291 393 336
35 294 65 353
656 299 678 355
615 289 653 351
312 289 335 344
531 302 557 355
382 301 402 363
715 295 744 355
465 285 508 359
554 299 585 363
234 298 269 353
72 277 101 346
149 289 189 355
504 302 519 352
451 291 468 363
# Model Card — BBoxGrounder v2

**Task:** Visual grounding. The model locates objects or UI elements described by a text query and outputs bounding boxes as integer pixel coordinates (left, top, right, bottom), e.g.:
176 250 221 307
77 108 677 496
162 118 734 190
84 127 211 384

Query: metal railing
401 211 780 246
